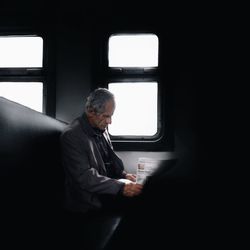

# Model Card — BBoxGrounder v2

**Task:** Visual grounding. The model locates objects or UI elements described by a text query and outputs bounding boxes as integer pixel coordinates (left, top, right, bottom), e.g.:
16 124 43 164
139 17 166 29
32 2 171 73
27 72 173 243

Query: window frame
107 32 161 141
92 29 174 151
107 78 161 141
0 31 55 116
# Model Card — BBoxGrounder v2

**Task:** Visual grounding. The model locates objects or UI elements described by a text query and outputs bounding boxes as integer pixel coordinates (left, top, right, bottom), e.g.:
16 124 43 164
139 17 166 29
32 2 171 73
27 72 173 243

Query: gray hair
85 88 114 114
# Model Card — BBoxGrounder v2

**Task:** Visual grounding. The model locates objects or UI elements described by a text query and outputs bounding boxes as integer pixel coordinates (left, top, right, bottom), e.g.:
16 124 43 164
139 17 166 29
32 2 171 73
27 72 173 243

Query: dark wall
173 72 197 180
55 14 93 122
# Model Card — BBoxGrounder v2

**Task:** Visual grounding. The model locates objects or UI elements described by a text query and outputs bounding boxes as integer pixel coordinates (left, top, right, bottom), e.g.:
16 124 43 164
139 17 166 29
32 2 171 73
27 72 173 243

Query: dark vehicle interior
1 1 201 249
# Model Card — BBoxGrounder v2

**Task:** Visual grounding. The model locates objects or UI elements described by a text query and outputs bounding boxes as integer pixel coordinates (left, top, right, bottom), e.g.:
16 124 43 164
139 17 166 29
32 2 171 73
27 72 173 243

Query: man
60 88 143 214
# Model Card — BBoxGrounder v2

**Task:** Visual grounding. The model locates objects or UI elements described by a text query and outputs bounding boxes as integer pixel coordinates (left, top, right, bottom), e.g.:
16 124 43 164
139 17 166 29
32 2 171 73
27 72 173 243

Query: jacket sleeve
60 130 124 195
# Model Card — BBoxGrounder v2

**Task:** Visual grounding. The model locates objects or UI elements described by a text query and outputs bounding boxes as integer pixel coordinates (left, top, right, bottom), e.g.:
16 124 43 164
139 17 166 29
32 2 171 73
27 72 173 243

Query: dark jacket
60 113 126 213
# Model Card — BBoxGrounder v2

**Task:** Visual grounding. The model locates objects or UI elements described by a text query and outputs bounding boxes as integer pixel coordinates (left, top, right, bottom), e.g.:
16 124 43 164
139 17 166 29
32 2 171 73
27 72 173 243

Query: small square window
0 36 43 67
108 82 158 137
0 82 43 112
108 34 158 67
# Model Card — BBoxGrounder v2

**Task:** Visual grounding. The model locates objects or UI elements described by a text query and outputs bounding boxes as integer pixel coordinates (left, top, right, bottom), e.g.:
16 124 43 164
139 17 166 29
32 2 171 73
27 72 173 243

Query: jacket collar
79 113 105 137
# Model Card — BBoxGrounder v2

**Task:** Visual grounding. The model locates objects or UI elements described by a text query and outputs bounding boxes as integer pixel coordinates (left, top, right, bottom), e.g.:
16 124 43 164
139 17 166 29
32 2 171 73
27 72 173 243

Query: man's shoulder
61 118 83 137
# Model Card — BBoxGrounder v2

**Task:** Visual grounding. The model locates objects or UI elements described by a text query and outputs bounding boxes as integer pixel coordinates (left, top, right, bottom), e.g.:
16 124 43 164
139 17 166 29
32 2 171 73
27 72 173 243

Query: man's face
90 99 115 131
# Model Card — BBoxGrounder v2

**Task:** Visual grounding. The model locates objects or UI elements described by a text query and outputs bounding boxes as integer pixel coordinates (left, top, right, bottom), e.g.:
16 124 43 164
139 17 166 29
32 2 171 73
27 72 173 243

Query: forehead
103 99 115 113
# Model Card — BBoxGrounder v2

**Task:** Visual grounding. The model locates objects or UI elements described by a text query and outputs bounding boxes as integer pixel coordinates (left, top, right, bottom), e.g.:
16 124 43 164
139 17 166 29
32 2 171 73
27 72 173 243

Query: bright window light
0 82 43 112
0 36 43 67
108 34 158 67
108 82 158 136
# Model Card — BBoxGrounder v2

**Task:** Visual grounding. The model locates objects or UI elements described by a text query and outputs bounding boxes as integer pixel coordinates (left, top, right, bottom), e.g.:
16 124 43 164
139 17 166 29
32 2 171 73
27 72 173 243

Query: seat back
0 97 67 214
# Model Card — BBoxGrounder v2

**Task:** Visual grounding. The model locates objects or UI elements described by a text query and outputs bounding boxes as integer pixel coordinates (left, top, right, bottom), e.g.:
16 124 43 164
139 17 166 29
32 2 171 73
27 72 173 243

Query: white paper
136 157 160 184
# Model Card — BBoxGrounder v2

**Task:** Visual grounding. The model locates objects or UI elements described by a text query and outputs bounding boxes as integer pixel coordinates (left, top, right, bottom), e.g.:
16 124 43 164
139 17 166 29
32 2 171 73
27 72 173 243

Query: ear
87 110 96 118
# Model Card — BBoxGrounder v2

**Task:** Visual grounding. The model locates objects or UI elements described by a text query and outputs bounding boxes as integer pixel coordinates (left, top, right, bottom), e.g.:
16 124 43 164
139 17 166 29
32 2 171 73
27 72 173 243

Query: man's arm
61 130 124 195
125 173 137 182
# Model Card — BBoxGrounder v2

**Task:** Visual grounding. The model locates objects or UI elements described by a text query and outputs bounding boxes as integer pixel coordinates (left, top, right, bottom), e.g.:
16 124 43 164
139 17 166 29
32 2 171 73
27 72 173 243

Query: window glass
0 82 43 112
0 36 43 67
108 34 158 67
108 82 158 136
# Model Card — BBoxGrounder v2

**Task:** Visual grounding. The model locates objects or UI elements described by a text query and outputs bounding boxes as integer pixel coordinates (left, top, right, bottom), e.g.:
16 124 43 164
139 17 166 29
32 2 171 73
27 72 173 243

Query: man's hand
123 183 143 197
125 173 137 182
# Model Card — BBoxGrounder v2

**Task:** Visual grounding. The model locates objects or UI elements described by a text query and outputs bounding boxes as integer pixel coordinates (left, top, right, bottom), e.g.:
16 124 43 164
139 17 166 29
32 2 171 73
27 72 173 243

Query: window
108 82 158 136
0 36 44 112
106 33 160 140
108 34 158 67
0 82 43 112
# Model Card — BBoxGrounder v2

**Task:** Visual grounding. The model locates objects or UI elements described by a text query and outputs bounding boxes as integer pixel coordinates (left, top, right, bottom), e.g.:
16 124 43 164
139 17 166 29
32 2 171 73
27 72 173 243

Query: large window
0 36 44 112
106 33 160 140
108 82 158 136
